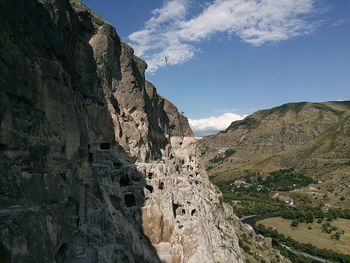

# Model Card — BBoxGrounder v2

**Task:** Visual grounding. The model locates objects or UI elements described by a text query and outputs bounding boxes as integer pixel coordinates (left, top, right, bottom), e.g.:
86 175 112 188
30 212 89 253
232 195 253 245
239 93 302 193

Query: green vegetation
290 220 299 227
211 169 319 218
281 206 350 223
224 148 236 157
209 148 236 163
212 176 284 218
200 102 350 212
262 169 317 191
201 101 350 261
241 169 316 191
256 223 350 262
238 235 251 254
259 217 350 258
211 168 350 220
211 168 350 261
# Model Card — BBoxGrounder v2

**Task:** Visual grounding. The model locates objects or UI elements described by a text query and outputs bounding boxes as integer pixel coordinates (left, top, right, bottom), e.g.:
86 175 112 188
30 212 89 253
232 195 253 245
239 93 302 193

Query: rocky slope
0 0 250 262
199 101 350 206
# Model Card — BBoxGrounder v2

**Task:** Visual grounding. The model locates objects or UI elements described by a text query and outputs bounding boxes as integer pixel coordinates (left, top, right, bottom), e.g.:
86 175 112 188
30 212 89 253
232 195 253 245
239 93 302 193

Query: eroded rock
0 0 244 262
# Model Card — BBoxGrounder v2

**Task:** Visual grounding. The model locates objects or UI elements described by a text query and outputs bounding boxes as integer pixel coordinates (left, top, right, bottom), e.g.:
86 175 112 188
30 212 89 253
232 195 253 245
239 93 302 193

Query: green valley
200 101 350 262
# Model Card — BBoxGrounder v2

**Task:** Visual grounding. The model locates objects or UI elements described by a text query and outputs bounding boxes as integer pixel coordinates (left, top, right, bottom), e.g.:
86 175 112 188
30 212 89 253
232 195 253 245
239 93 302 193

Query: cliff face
0 0 243 262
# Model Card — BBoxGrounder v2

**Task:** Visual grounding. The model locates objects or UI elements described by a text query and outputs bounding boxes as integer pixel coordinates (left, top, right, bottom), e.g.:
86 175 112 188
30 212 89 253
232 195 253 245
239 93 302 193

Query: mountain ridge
199 100 350 209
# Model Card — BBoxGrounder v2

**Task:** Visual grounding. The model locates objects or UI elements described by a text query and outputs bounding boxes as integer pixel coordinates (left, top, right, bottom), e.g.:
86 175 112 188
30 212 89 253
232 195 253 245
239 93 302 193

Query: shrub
291 220 299 227
224 148 236 157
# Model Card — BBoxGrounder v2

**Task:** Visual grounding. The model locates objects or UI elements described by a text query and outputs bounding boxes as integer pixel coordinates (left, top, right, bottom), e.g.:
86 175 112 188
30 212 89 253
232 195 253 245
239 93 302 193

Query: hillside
199 101 350 209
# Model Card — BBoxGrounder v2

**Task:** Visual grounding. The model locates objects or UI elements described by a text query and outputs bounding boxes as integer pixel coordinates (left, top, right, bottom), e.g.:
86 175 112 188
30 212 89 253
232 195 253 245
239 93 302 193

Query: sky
82 0 350 136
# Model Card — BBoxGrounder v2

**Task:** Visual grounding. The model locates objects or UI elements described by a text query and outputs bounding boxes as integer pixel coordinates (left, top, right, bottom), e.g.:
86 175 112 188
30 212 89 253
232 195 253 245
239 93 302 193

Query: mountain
0 1 291 262
199 101 350 208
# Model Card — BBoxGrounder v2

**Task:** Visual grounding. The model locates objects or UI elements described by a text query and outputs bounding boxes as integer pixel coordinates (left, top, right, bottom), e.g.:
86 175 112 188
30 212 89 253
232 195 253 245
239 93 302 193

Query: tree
331 231 341 240
306 211 314 223
291 220 299 227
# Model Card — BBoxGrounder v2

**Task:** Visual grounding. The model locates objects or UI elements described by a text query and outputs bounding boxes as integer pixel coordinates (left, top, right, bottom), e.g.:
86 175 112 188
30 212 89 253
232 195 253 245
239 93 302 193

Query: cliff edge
0 0 244 262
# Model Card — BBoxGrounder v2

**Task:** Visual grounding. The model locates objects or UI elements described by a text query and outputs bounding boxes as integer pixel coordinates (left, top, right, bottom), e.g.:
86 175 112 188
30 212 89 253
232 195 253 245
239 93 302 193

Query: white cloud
189 112 244 137
128 0 194 72
129 0 321 72
331 18 347 27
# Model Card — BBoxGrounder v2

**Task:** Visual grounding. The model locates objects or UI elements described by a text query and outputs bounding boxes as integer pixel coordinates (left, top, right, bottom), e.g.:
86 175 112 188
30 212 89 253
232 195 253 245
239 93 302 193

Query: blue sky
82 0 350 136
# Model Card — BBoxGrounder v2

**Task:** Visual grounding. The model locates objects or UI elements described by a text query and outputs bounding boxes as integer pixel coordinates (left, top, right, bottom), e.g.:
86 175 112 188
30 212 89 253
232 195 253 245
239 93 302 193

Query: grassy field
258 217 350 255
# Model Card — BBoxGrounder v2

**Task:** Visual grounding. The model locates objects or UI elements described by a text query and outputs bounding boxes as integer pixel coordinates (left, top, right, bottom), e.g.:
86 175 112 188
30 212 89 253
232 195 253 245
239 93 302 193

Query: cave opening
173 203 180 218
172 203 185 218
146 185 154 193
0 241 11 263
55 243 68 263
0 143 8 150
124 193 136 207
113 162 122 169
100 143 111 150
119 174 131 187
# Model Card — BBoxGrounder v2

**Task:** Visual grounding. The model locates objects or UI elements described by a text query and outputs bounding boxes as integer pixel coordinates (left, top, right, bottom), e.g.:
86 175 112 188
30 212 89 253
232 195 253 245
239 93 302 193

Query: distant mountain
199 101 350 205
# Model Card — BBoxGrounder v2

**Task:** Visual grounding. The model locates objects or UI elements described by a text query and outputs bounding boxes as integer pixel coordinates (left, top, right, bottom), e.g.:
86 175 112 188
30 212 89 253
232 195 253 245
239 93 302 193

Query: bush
291 220 299 227
210 155 224 163
210 148 236 164
224 148 236 157
239 239 251 253
331 232 341 240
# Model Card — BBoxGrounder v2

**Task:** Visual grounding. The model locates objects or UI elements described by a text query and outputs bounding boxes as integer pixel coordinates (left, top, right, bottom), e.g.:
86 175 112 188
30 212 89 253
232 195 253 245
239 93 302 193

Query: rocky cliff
0 0 244 262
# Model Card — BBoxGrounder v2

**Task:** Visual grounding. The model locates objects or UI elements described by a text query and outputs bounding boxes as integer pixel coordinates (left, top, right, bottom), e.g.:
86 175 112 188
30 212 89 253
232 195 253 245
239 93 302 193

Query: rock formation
0 0 244 262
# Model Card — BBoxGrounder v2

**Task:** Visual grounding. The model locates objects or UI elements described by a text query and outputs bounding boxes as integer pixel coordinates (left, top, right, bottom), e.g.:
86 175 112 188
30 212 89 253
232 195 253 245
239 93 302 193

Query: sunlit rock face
0 0 243 262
